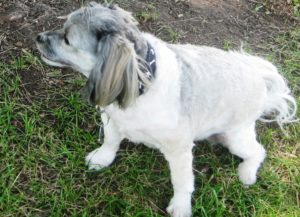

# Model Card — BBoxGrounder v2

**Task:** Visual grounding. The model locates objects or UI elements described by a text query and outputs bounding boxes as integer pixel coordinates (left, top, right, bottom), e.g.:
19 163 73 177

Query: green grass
158 26 181 43
135 4 159 23
255 0 300 17
1 30 300 217
292 1 300 16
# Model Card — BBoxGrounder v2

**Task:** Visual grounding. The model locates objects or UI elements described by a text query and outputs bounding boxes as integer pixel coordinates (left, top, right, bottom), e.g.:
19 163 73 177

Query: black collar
138 42 156 95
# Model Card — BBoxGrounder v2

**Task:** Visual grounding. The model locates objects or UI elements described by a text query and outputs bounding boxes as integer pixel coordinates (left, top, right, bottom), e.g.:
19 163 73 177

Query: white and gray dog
36 2 297 217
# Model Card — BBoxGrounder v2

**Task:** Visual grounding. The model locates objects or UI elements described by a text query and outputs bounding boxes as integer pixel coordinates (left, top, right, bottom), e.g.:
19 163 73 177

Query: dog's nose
36 34 45 43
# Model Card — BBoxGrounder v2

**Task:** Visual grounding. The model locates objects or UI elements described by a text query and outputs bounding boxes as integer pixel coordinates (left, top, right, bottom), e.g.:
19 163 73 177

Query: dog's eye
96 31 103 41
64 34 70 45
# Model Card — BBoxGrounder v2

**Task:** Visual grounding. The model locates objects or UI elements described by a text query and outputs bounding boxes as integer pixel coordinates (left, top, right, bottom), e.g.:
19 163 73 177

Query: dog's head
36 2 149 108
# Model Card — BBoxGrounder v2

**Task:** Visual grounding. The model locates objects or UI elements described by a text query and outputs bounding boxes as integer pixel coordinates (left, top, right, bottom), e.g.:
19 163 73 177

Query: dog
36 2 297 217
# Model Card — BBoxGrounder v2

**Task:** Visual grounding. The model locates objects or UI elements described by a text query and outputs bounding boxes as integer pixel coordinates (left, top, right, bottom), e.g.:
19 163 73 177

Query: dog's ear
102 2 118 10
88 1 117 10
88 1 99 7
83 34 146 109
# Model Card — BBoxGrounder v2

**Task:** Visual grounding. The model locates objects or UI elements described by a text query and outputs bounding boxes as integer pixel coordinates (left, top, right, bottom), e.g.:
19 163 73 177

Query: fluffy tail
259 65 298 129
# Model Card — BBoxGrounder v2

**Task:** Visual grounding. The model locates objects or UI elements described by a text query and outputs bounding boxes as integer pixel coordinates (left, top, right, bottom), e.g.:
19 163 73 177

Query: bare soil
0 0 298 95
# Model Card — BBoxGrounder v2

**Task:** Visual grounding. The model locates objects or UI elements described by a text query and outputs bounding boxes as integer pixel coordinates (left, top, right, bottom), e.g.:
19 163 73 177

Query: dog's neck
129 34 157 95
138 42 156 95
134 38 148 58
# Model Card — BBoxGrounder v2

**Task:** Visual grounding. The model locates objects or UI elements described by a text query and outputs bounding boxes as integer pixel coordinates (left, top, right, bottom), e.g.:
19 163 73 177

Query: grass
1 26 300 217
255 0 300 17
135 4 159 23
158 26 181 43
292 0 300 16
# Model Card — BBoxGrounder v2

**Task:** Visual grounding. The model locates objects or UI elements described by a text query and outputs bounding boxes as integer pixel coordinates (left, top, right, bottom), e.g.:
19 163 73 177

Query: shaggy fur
36 3 297 217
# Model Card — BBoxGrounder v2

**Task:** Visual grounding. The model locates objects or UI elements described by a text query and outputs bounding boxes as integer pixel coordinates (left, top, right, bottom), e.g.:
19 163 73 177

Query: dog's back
169 44 297 139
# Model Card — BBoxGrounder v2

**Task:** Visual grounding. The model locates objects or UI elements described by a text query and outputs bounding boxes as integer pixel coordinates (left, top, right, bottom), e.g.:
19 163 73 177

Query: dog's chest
106 101 180 149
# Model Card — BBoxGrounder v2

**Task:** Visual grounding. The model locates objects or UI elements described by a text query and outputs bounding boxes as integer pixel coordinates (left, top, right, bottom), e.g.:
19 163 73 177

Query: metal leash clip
95 105 108 144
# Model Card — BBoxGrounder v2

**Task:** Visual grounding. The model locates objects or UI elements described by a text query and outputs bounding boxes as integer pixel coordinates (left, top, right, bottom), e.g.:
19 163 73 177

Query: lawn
0 1 299 217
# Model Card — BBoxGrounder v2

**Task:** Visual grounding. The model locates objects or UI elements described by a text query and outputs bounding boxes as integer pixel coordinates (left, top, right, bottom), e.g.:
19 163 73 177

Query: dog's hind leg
162 142 194 217
86 112 123 170
221 123 266 186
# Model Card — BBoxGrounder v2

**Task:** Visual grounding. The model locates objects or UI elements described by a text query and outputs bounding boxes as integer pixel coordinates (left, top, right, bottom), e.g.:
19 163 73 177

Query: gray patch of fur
178 56 194 115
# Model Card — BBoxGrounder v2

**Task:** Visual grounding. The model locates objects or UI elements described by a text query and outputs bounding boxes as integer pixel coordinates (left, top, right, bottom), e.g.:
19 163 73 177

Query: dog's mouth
40 54 68 68
36 42 68 67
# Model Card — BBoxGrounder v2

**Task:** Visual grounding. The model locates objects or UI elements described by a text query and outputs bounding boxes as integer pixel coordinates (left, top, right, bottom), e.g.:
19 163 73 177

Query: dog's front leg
86 112 123 170
163 144 194 217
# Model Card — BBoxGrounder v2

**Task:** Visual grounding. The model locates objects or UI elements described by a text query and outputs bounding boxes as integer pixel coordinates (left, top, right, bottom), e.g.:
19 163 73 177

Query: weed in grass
10 56 28 70
255 0 300 17
136 11 158 23
223 39 233 51
160 26 181 43
292 0 300 16
136 4 159 23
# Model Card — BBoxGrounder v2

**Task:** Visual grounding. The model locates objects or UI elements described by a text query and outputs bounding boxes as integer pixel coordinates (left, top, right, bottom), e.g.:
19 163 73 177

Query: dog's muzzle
36 34 46 43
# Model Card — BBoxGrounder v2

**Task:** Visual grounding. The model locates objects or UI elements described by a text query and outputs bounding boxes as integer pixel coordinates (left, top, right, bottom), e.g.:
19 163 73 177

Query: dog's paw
166 194 192 217
85 147 116 170
238 161 257 186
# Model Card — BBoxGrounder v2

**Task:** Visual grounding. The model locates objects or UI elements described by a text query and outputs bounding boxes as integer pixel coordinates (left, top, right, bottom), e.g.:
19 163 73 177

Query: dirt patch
190 0 219 8
0 0 299 98
0 0 76 61
135 0 296 48
18 68 44 95
0 0 79 101
1 0 298 54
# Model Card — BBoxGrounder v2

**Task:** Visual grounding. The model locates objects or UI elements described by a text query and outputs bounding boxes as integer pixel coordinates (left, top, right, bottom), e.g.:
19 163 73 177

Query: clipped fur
36 2 297 217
